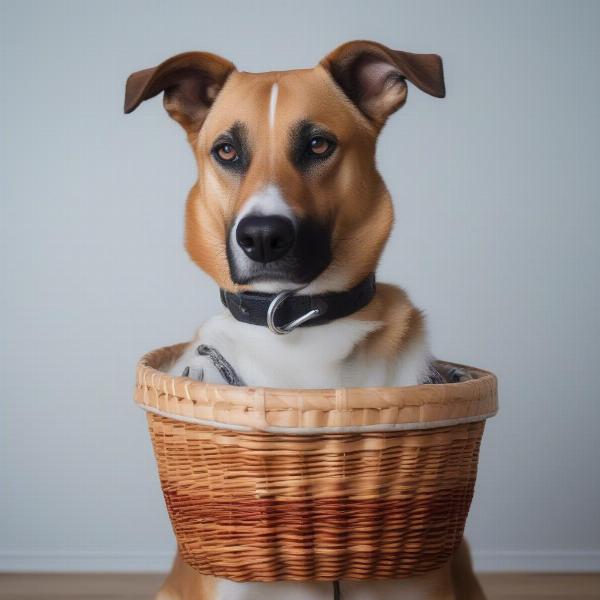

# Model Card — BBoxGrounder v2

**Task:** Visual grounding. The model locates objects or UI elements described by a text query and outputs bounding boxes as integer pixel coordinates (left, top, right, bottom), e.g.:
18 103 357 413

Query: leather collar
220 274 376 332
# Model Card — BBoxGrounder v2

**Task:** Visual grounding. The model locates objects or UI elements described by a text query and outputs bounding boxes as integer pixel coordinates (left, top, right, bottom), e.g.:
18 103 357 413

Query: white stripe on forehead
268 83 279 131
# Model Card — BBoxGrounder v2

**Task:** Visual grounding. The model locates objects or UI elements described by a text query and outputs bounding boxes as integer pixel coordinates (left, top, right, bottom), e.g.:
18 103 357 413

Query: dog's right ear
320 41 445 128
124 52 236 134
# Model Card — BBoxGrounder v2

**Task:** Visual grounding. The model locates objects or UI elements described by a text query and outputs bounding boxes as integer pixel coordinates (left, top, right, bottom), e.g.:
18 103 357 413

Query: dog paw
177 345 233 385
181 365 204 381
154 586 184 600
178 348 211 382
447 366 473 382
434 363 473 383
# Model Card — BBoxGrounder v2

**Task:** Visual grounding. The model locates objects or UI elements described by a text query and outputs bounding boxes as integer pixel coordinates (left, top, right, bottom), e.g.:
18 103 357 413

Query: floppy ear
124 51 236 134
320 40 445 126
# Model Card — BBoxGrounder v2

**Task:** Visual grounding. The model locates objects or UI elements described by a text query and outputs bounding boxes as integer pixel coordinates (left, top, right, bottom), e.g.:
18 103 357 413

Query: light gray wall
1 0 599 572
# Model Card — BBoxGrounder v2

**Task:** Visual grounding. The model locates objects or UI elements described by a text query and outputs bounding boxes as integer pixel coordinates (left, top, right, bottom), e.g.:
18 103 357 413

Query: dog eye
308 137 333 156
215 143 238 162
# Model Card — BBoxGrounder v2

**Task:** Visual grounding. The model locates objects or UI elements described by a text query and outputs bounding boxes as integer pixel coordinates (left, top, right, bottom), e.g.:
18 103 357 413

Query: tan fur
354 283 426 361
184 67 391 292
156 553 216 600
450 540 487 600
126 42 482 600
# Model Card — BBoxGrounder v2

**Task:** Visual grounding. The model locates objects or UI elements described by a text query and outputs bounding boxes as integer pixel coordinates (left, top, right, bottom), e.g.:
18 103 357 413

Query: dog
125 40 486 600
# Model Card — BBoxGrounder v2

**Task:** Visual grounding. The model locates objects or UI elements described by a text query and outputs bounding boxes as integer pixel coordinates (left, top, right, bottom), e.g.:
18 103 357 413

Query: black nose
235 215 295 263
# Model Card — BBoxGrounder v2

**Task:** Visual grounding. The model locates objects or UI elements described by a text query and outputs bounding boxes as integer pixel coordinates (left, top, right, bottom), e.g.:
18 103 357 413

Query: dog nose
236 215 295 263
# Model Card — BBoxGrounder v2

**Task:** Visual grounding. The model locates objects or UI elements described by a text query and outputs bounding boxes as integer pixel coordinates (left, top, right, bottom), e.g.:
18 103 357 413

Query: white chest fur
171 311 430 389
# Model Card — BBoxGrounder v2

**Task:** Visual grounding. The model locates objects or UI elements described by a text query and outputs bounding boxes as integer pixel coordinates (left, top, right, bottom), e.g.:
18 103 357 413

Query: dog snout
235 215 295 263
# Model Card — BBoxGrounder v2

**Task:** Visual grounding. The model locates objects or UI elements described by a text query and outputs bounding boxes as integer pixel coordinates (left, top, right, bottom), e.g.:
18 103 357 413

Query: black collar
220 274 376 332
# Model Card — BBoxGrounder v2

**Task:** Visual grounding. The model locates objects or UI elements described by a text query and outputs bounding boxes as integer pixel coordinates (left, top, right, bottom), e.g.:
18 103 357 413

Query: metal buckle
266 288 322 335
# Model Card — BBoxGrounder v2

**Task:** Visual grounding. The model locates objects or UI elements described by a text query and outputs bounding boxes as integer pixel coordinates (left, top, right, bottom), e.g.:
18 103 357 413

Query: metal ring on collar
266 288 322 335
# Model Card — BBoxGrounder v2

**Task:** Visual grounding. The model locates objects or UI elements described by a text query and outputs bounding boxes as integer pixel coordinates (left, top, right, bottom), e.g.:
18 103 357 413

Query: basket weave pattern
136 344 497 582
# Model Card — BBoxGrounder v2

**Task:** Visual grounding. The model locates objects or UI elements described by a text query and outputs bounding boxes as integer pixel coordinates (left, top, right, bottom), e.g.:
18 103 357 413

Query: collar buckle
266 289 322 335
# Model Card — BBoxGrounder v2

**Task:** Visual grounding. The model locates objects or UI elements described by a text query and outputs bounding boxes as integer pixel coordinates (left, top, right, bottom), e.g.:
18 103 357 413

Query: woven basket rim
134 342 498 434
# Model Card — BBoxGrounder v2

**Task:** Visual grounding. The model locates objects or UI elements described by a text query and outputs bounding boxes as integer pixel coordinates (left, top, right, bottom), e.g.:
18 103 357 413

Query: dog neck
220 273 376 334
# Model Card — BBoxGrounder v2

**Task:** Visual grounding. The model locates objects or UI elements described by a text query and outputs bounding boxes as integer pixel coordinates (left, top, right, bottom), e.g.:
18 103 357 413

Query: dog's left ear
124 51 236 134
320 40 445 127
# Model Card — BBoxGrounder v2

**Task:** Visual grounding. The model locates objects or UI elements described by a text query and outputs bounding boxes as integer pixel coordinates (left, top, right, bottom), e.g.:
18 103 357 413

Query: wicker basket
134 343 497 582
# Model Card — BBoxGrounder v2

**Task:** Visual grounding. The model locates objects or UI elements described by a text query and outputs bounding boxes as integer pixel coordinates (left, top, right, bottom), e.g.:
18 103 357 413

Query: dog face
125 41 445 293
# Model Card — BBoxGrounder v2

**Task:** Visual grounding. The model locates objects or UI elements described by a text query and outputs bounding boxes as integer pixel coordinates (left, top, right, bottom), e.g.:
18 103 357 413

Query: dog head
125 41 445 293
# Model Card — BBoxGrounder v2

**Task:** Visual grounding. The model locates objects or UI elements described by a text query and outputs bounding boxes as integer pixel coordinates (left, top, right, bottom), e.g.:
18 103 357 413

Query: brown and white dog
125 40 486 600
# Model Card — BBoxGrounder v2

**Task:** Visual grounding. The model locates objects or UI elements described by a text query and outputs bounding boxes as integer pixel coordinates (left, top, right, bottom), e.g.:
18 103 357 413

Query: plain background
1 0 599 573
